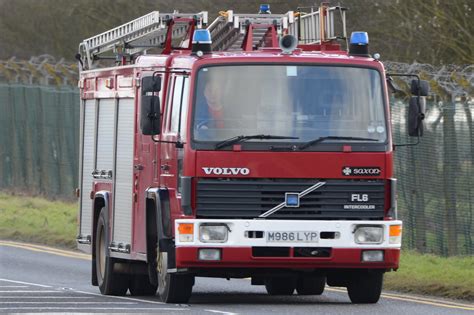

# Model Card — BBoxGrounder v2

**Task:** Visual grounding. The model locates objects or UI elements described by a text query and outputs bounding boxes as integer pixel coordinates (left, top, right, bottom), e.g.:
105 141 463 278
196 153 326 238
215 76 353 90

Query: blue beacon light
192 29 212 55
349 32 370 57
192 29 212 44
350 32 369 45
259 4 271 14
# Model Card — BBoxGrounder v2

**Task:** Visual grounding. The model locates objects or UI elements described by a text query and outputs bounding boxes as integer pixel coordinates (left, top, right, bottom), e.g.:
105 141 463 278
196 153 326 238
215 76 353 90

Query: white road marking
0 290 60 293
0 285 28 288
0 307 188 311
0 301 136 304
73 289 169 306
0 296 90 299
205 310 239 315
0 278 51 288
0 278 177 308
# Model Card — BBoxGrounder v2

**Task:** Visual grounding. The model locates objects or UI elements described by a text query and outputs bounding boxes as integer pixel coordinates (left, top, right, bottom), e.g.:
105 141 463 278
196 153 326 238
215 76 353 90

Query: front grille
196 178 385 220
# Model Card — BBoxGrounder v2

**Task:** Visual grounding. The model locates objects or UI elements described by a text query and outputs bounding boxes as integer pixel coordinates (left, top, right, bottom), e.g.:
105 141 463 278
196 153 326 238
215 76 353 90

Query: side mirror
140 95 160 135
142 75 161 93
408 96 426 137
410 79 429 96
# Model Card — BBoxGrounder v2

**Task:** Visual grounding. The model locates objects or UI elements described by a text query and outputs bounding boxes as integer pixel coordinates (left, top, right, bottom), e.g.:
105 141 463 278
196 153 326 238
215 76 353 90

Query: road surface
0 240 472 314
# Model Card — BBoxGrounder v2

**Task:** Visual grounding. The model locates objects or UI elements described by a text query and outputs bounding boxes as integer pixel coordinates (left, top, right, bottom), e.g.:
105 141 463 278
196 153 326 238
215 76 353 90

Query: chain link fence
0 58 472 256
0 55 78 86
386 62 473 256
0 56 79 197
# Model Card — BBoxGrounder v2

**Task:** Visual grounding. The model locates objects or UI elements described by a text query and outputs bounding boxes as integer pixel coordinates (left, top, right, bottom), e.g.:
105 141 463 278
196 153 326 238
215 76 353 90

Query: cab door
160 74 190 221
133 72 165 253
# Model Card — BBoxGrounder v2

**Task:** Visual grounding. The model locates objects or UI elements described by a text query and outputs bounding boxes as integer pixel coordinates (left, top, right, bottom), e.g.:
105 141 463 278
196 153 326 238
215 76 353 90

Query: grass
385 251 474 301
0 192 473 301
0 192 77 248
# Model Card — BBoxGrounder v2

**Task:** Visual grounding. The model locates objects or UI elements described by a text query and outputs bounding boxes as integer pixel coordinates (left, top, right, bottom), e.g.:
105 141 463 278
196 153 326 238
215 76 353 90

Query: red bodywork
80 45 399 270
176 248 400 269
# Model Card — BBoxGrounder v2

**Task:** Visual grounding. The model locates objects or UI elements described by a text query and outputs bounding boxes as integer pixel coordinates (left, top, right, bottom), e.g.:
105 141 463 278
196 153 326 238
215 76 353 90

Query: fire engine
76 4 428 304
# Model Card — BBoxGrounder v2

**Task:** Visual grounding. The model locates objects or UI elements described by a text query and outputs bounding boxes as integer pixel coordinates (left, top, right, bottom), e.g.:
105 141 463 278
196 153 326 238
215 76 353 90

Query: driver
196 75 225 129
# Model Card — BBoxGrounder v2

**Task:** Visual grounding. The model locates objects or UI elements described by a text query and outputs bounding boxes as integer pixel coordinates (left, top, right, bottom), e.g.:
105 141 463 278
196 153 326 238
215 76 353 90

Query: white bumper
175 219 402 248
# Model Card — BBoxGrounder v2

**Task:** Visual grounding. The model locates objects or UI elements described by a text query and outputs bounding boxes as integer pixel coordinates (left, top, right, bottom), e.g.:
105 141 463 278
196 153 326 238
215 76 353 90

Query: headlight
199 224 229 243
354 226 383 244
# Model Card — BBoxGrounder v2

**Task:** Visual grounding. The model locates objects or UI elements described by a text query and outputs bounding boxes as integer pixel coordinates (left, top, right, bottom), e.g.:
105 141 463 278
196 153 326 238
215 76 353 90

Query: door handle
134 164 144 171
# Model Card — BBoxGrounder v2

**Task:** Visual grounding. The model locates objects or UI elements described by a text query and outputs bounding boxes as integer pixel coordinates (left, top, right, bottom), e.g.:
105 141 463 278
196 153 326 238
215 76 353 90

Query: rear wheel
129 274 158 296
95 207 129 295
296 275 325 295
264 276 296 295
347 271 383 304
156 247 194 303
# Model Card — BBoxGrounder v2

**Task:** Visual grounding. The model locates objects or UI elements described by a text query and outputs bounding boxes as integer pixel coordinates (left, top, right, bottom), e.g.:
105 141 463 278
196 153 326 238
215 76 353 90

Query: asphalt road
0 240 473 314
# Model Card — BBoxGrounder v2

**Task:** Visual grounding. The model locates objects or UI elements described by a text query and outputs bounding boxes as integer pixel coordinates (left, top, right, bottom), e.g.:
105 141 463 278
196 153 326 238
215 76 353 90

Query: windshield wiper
298 136 379 150
215 134 299 149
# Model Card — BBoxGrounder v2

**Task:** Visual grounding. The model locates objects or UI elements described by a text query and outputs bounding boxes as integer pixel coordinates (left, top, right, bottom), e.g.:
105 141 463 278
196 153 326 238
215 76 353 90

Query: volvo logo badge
202 167 250 176
285 193 300 207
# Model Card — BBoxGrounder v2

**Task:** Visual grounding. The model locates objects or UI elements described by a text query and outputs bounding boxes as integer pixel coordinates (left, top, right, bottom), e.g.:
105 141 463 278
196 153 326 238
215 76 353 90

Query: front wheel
95 207 129 296
157 248 194 303
264 276 296 295
296 275 325 295
347 271 383 304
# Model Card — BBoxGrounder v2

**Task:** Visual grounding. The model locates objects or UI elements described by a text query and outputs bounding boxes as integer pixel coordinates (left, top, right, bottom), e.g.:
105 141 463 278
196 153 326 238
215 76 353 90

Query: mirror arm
151 136 185 148
386 73 421 96
393 135 420 149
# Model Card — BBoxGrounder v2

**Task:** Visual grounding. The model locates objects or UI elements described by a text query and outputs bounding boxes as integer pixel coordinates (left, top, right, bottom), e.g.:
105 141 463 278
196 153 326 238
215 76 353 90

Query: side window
164 76 175 131
170 76 184 133
169 76 190 137
179 77 190 138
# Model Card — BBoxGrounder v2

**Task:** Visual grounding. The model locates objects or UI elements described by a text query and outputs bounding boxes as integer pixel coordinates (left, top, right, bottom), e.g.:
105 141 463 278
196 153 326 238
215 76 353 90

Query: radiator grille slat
196 179 385 220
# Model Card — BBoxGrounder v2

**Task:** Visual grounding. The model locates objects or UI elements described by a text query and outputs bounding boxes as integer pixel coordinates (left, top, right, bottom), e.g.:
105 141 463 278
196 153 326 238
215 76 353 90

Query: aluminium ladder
206 5 347 52
78 11 208 70
207 10 294 51
288 5 348 44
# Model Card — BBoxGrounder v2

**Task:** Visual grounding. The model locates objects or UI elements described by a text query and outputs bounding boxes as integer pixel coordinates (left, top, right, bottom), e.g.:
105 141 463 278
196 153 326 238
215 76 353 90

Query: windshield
192 65 387 147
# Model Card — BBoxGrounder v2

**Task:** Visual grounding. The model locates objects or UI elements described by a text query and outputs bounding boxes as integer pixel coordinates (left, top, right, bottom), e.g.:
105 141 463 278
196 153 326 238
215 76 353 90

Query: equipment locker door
112 98 135 248
78 99 96 249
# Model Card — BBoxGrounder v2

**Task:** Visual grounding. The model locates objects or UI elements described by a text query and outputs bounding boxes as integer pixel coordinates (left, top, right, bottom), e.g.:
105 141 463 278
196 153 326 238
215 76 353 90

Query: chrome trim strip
259 181 326 218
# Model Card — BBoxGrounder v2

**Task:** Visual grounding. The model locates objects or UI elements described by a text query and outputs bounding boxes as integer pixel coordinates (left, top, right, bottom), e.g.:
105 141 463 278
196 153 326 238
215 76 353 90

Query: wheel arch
91 191 110 286
145 188 176 280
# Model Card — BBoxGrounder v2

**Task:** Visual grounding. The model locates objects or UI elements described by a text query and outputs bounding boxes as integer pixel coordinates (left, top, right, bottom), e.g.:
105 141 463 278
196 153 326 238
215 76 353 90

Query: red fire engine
76 4 428 304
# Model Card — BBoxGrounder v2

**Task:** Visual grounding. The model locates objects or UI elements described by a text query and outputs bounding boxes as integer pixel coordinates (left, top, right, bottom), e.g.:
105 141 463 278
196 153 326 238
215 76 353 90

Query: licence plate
267 231 318 243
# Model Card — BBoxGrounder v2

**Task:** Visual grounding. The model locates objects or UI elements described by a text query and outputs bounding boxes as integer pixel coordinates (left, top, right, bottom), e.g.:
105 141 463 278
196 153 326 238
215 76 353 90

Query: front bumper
175 219 401 269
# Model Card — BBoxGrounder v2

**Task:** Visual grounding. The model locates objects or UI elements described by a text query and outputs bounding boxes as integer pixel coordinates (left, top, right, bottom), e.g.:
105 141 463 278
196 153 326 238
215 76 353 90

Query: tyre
156 246 194 303
129 274 158 296
296 275 325 295
95 207 129 296
264 276 296 295
347 271 383 304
